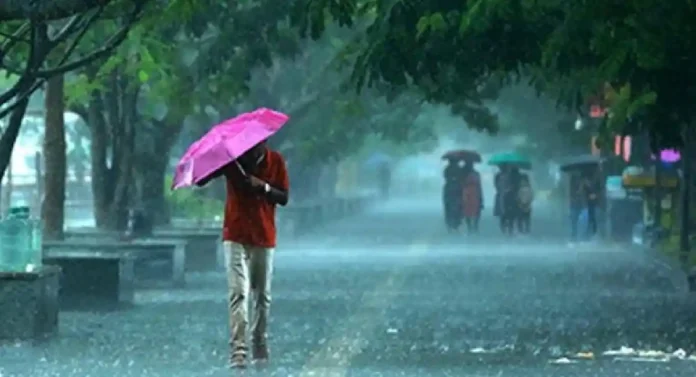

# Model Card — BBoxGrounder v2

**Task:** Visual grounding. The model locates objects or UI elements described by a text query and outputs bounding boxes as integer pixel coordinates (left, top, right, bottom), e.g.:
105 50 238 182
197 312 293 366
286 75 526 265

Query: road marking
298 239 432 376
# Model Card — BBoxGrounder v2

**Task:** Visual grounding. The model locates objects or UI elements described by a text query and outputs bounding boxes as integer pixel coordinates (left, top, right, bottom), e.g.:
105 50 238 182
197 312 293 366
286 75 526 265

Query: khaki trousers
223 241 274 356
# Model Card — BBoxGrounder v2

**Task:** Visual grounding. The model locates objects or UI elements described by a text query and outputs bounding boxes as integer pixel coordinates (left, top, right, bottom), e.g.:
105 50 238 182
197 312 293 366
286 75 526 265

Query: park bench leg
172 245 187 287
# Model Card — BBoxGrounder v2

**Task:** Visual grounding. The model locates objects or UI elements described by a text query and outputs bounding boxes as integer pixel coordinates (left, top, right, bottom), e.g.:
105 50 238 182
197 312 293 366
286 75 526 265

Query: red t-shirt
221 149 289 248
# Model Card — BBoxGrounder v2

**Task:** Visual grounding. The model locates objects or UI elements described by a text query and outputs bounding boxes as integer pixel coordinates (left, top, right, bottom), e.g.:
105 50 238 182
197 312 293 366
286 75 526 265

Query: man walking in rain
197 140 289 368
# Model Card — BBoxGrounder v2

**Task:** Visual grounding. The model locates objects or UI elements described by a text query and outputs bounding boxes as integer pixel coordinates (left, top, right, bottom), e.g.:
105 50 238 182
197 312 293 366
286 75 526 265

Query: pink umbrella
172 108 289 190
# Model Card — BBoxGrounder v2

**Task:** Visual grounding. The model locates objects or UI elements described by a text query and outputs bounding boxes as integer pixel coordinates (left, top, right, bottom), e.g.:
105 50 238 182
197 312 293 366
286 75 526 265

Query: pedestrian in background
517 174 534 234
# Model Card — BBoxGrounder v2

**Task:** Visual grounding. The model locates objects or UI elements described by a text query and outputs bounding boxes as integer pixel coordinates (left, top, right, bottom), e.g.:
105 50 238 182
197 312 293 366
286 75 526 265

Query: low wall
277 193 376 237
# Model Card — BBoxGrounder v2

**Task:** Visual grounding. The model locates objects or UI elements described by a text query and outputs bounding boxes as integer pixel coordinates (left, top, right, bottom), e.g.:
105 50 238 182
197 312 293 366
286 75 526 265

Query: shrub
164 175 224 221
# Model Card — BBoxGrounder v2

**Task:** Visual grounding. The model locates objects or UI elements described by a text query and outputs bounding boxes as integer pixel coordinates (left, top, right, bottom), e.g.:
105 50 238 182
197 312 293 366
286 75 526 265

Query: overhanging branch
0 0 117 21
0 1 148 119
36 1 147 77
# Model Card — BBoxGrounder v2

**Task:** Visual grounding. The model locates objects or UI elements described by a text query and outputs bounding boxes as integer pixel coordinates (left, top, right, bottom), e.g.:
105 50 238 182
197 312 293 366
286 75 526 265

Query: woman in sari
461 161 483 233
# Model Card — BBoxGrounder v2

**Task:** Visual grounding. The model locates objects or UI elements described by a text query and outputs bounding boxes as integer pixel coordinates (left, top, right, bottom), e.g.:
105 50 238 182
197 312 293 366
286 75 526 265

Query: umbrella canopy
559 154 603 172
172 108 289 190
441 149 482 162
488 152 531 169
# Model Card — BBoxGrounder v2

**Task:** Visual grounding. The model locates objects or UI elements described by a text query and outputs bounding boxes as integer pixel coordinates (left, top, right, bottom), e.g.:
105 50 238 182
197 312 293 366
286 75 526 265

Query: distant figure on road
461 161 483 233
494 167 504 222
579 172 600 238
443 159 463 232
496 165 522 235
197 140 289 369
568 171 584 242
517 174 534 234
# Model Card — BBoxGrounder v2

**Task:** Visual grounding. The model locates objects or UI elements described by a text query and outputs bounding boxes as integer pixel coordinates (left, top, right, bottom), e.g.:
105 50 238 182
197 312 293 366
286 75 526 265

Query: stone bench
65 228 222 272
44 238 187 288
151 228 222 272
43 250 135 310
0 265 61 341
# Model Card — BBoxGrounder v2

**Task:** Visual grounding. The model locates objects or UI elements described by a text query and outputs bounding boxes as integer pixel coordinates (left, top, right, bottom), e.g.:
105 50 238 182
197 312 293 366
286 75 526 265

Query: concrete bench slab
44 238 187 288
0 265 61 341
43 250 135 310
65 228 222 272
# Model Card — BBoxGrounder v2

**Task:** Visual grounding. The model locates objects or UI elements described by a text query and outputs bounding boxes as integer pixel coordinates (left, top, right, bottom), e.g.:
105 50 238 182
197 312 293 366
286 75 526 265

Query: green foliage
164 175 224 220
294 0 696 150
292 0 525 133
225 28 435 162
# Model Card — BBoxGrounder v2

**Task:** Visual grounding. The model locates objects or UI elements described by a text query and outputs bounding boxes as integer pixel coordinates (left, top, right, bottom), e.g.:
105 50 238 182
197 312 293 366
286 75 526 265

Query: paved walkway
2 195 696 377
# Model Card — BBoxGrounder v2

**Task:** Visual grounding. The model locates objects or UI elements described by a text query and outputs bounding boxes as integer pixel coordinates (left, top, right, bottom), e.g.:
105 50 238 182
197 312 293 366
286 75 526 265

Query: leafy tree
0 0 125 21
291 1 518 133
453 0 696 255
66 0 305 229
297 0 696 254
0 0 149 186
221 28 433 200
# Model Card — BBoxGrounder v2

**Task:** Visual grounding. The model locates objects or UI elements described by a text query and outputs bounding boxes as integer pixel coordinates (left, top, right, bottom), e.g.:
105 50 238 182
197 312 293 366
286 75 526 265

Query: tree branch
0 0 117 22
0 95 29 182
48 14 83 44
0 21 30 51
53 8 105 66
35 1 148 78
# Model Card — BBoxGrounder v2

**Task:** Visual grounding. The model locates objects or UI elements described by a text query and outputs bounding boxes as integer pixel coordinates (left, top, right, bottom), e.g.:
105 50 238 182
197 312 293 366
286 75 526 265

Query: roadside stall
622 167 680 246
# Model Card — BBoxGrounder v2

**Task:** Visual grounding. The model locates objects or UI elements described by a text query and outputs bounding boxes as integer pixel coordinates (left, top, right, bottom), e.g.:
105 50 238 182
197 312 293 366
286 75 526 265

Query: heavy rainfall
0 1 695 376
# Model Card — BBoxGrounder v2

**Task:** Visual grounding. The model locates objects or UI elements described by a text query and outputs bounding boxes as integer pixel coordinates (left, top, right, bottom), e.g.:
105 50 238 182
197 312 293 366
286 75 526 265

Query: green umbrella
488 152 532 169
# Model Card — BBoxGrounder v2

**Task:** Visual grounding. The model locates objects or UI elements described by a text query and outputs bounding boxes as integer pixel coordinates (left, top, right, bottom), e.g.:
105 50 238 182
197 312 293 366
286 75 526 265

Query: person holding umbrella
516 173 534 234
499 165 523 235
459 153 484 233
442 157 464 232
489 152 531 235
441 150 481 232
172 108 290 368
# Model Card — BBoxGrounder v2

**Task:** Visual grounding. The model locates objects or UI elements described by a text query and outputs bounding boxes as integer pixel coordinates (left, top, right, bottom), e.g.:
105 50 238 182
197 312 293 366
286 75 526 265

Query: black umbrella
559 154 604 172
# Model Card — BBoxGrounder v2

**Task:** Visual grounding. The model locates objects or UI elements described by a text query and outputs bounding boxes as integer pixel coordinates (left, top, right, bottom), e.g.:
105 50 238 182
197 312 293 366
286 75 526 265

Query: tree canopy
0 0 152 182
294 0 695 149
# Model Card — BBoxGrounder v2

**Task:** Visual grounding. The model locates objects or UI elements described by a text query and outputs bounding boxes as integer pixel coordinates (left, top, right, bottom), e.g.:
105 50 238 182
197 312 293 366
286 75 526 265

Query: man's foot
229 353 247 369
252 344 269 363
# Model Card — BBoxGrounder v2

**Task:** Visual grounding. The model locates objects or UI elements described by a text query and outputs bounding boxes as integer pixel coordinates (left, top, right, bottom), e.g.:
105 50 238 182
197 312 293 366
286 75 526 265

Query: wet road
2 194 696 377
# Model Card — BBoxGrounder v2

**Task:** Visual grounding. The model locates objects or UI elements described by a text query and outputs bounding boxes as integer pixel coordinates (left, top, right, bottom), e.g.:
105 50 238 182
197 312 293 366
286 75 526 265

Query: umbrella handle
235 160 248 177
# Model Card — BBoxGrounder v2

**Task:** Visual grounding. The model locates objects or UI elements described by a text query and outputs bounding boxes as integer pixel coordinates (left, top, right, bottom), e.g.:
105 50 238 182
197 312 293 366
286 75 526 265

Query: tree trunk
0 96 30 182
1 162 11 214
680 126 692 262
104 72 137 231
84 90 113 228
137 147 170 226
82 67 138 231
654 153 663 229
41 74 67 240
650 131 662 230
